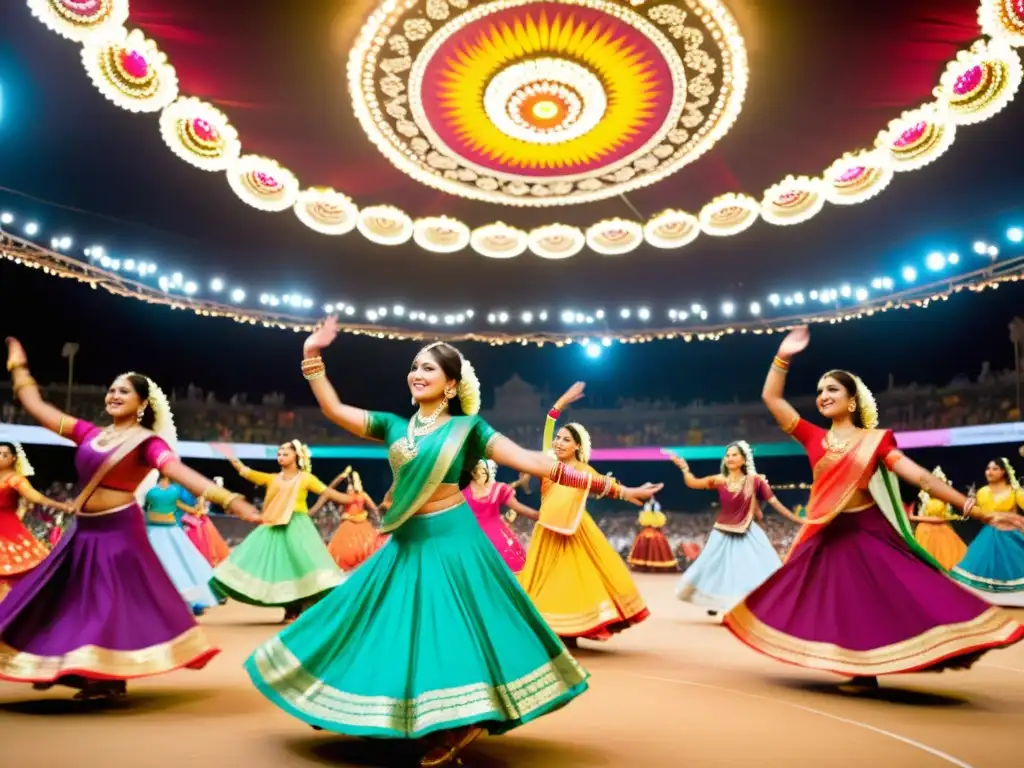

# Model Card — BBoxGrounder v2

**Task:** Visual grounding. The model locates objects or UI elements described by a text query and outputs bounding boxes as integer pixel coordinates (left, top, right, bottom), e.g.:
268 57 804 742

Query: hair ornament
566 422 592 464
421 341 481 415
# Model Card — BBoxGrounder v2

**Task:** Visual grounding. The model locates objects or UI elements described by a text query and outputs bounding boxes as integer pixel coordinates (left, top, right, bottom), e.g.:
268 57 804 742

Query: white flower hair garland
13 442 35 477
124 372 178 506
291 439 313 472
422 341 481 415
566 422 592 464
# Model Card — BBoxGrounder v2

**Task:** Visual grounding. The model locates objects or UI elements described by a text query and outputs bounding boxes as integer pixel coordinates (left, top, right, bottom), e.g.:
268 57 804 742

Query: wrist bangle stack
771 355 790 374
301 356 326 381
548 406 561 419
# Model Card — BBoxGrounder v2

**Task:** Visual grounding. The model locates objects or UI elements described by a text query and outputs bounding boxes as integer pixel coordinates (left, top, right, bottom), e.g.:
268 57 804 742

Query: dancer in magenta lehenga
724 326 1024 695
463 460 538 572
0 338 261 700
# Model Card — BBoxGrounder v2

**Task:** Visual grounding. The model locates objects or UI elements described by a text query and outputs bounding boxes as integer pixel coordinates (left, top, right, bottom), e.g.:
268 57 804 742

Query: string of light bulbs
1 209 1023 347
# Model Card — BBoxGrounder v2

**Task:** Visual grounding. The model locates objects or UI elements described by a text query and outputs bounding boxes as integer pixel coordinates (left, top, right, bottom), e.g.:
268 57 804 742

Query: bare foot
420 726 484 767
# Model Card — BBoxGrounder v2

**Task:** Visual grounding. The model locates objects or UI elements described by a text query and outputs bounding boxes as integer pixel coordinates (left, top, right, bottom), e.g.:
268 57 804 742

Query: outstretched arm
505 495 539 521
544 382 586 451
301 318 374 438
488 435 662 506
664 452 720 490
11 476 72 515
763 326 809 433
6 338 76 436
766 496 802 524
160 459 262 524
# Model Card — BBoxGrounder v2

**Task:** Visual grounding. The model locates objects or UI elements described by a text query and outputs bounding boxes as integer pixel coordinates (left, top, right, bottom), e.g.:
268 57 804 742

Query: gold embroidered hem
212 561 344 605
0 626 218 681
537 595 649 637
725 603 1023 676
626 556 679 568
250 638 588 734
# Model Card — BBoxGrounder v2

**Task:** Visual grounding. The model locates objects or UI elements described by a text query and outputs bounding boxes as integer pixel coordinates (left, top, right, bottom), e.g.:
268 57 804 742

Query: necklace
391 400 450 467
825 429 857 453
725 473 744 493
93 423 136 449
409 399 448 438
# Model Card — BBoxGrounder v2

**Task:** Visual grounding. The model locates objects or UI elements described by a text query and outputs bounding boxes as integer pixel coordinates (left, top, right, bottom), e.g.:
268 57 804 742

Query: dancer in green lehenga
245 317 662 767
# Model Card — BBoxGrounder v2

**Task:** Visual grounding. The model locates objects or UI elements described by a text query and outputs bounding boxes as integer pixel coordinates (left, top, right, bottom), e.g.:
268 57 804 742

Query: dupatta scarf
786 430 943 570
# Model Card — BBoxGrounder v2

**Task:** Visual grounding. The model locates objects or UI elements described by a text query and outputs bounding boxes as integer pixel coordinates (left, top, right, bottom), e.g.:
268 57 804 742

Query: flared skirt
147 524 220 610
951 525 1024 607
676 525 781 613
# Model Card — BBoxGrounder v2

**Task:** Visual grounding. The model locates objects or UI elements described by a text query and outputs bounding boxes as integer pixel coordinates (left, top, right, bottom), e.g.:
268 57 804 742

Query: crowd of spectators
2 365 1020 448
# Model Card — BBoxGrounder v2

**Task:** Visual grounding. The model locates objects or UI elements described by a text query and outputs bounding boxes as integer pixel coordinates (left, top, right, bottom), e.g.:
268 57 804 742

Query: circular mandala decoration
822 150 894 206
294 188 359 236
81 27 179 113
349 0 747 206
586 218 644 255
159 97 241 172
356 205 414 246
760 176 826 226
528 224 586 259
413 216 471 253
226 155 300 213
979 0 1024 47
935 39 1023 125
699 193 759 236
643 209 700 249
470 222 529 258
27 0 129 43
874 103 956 172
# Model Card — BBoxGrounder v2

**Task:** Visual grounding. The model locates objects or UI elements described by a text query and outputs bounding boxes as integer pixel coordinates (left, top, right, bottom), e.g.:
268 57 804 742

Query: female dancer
950 458 1024 606
518 382 650 644
2 338 261 699
144 474 220 615
463 459 539 572
184 478 232 566
669 443 799 616
326 469 386 572
908 466 968 571
0 442 72 600
245 318 660 767
626 498 679 573
211 441 351 621
724 326 1024 693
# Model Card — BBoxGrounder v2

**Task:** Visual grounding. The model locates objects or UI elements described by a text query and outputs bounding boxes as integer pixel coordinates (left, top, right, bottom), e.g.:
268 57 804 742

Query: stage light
988 245 999 257
721 301 735 316
620 308 631 319
59 236 72 250
172 272 183 286
124 259 136 271
575 312 585 323
699 310 708 320
259 294 269 305
768 294 780 307
595 309 605 320
854 287 868 301
24 222 38 236
487 313 496 324
324 303 335 313
809 290 819 300
601 337 612 347
750 301 761 315
783 296 793 307
344 305 356 316
377 307 388 317
638 308 651 321
465 310 474 319
393 305 405 316
444 315 454 325
110 259 120 270
210 278 225 292
925 251 946 271
584 343 601 359
0 212 12 225
690 304 702 314
840 284 852 298
871 277 883 290
538 311 548 321
561 310 574 323
268 296 280 307
456 314 465 323
678 310 689 321
522 311 533 323
973 240 987 254
498 311 509 323
100 256 111 269
302 298 313 309
829 289 839 301
669 309 678 321
158 276 170 291
1008 227 1023 243
184 281 198 295
902 266 917 282
231 289 246 303
793 292 804 305
427 314 438 324
585 315 594 324
947 252 960 265
882 277 894 290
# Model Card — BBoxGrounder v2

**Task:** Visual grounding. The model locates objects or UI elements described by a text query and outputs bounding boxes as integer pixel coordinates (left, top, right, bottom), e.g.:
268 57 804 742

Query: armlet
782 416 800 435
883 450 904 471
484 432 504 459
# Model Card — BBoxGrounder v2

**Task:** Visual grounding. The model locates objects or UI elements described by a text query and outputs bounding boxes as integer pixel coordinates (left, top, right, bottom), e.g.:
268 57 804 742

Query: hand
229 498 262 524
989 513 1024 532
54 502 75 514
621 482 664 507
662 450 689 473
5 337 27 372
776 325 809 360
555 381 586 410
304 316 339 358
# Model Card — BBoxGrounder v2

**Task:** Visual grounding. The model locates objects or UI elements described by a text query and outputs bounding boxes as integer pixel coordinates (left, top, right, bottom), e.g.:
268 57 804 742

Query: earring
411 396 417 406
136 408 145 423
848 404 856 413
444 388 456 401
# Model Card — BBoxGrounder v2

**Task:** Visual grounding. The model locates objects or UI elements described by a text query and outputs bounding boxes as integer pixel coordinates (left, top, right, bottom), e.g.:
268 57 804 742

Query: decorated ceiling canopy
20 0 1024 258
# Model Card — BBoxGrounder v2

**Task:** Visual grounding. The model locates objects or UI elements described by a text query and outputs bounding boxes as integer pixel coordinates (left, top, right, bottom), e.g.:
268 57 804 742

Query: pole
1017 341 1021 421
66 350 75 413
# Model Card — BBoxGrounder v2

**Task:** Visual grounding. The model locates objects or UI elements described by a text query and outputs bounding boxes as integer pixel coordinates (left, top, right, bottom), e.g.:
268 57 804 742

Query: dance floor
1 574 1021 767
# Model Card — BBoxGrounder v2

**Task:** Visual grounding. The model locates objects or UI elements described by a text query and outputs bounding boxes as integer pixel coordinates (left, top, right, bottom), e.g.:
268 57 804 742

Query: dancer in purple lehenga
725 326 1024 695
463 460 538 572
0 338 261 700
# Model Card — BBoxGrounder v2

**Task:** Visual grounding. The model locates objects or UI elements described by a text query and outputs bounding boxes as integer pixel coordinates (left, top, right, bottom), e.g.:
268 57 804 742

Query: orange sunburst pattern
418 3 677 176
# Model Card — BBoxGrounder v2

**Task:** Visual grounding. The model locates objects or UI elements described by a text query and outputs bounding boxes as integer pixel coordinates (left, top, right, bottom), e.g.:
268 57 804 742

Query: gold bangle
303 370 326 381
58 415 68 437
202 485 233 507
13 377 38 396
6 360 26 373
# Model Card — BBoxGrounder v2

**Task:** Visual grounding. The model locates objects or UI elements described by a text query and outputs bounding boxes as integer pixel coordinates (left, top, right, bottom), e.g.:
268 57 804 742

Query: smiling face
723 445 746 473
0 444 15 471
105 376 145 423
552 427 581 462
471 462 490 484
816 375 855 422
985 460 1007 484
277 443 298 469
408 349 455 406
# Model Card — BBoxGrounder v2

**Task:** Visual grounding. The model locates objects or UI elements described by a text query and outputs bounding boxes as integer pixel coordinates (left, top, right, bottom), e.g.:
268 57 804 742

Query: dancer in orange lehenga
909 466 968 570
327 469 385 572
627 499 678 572
183 486 232 567
0 441 72 601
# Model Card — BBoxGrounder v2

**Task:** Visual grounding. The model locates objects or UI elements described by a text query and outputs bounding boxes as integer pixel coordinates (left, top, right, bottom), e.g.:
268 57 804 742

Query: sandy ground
0 574 1021 768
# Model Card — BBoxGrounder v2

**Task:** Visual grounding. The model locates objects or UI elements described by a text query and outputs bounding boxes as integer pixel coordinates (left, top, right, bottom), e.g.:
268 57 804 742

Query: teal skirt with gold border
244 503 589 738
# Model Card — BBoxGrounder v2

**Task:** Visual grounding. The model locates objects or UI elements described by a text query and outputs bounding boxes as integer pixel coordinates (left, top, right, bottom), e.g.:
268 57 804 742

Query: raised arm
306 474 355 507
301 318 373 439
664 452 720 490
487 435 662 506
763 326 809 432
544 382 586 451
10 476 73 515
6 338 76 436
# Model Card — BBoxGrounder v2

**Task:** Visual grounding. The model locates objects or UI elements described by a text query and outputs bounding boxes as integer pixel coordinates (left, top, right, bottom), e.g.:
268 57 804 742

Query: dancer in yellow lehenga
519 383 649 645
909 466 968 570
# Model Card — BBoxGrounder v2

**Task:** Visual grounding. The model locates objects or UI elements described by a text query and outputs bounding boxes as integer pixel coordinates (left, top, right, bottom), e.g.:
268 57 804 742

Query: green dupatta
378 417 475 534
869 467 945 571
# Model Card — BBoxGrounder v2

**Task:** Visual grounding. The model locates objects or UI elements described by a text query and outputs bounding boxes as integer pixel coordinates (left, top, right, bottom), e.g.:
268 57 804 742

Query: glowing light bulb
902 266 917 282
973 241 987 255
522 311 533 323
749 301 761 315
584 343 601 359
210 278 224 292
768 294 780 307
231 289 246 303
721 301 735 316
1008 227 1023 244
184 281 198 295
24 222 39 236
638 308 650 321
0 212 13 225
620 308 631 319
925 251 946 271
854 287 868 302
947 252 960 266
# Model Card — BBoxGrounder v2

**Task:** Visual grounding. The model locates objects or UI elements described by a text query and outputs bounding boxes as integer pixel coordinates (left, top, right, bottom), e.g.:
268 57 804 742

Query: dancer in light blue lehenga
667 442 801 616
144 475 219 615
